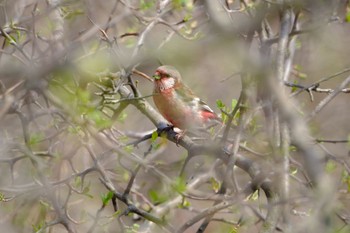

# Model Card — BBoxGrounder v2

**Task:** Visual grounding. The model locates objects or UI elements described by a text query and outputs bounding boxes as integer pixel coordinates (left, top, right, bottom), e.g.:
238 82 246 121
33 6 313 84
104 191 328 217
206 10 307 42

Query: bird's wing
174 83 196 103
198 99 215 114
175 83 216 115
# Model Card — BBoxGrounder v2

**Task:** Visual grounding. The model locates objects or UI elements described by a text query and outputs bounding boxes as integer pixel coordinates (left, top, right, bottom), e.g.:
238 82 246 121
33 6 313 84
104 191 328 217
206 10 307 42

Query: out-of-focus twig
307 75 350 121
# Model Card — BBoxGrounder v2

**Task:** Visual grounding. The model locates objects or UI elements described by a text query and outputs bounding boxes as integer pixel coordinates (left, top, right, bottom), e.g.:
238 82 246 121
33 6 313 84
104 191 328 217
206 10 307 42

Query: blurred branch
285 81 350 102
46 0 64 50
1 1 349 232
177 187 251 233
132 68 154 82
0 27 30 62
291 67 350 97
267 7 295 233
315 139 349 143
285 81 350 93
307 75 350 121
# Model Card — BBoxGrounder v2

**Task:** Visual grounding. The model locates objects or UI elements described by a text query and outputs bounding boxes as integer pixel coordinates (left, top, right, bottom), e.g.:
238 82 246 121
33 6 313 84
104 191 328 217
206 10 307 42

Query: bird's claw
156 122 185 146
156 122 174 135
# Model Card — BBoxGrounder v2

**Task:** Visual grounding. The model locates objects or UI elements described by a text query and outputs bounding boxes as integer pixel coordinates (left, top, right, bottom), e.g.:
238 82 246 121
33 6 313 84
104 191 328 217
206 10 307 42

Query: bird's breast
153 89 193 129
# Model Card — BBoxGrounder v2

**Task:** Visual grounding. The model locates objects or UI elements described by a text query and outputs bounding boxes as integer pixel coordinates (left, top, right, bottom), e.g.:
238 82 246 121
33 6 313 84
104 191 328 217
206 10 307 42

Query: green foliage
178 197 191 208
73 176 82 188
78 52 111 73
295 38 302 49
3 26 26 47
49 72 78 109
3 35 15 47
216 99 225 109
140 0 155 10
49 71 112 130
183 14 192 22
17 28 27 43
149 189 168 204
28 200 51 232
126 223 140 233
101 191 114 206
123 170 130 181
249 190 259 201
291 81 299 93
213 224 240 233
112 210 122 218
124 145 134 153
150 131 163 150
325 161 336 173
82 184 93 198
125 36 137 48
76 88 90 105
228 226 239 233
151 131 158 142
217 98 239 124
152 142 162 150
117 112 128 123
86 110 112 129
28 133 44 146
172 0 193 9
247 116 259 135
338 226 350 233
231 99 237 110
341 170 350 192
290 168 298 176
289 145 297 152
217 99 228 123
172 176 187 193
61 6 84 20
72 176 93 198
210 177 221 193
39 199 50 209
346 11 350 23
68 125 84 136
179 25 201 39
293 65 307 79
32 221 45 232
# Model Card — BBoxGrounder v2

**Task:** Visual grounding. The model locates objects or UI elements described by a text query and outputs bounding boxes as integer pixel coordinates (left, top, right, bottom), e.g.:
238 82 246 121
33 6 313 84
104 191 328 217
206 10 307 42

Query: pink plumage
152 65 219 130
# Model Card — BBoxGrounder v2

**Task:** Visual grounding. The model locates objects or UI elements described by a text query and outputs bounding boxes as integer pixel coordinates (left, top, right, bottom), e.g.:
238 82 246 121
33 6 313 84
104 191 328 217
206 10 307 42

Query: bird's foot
157 122 174 134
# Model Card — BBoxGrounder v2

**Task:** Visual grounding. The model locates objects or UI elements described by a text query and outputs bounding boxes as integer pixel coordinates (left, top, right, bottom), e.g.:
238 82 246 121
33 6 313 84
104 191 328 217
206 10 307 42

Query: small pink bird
152 65 220 131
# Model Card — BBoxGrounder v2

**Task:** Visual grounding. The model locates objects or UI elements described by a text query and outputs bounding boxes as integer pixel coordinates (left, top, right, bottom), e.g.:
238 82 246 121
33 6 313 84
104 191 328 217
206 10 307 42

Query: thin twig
307 75 350 121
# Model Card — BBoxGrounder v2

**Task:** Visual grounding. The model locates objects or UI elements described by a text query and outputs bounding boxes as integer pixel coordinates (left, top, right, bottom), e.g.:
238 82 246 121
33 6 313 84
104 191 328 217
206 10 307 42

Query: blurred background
0 0 350 232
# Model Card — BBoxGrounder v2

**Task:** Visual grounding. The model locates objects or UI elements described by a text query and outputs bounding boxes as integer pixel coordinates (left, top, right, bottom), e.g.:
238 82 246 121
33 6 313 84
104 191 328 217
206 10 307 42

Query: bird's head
153 65 181 91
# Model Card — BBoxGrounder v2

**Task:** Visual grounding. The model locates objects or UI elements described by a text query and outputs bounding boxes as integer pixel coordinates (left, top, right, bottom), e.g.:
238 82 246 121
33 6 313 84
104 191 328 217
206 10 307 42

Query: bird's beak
153 74 161 80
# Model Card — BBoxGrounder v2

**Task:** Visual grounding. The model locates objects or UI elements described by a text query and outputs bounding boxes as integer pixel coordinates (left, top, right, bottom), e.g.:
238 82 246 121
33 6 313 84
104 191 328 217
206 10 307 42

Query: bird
152 65 220 132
